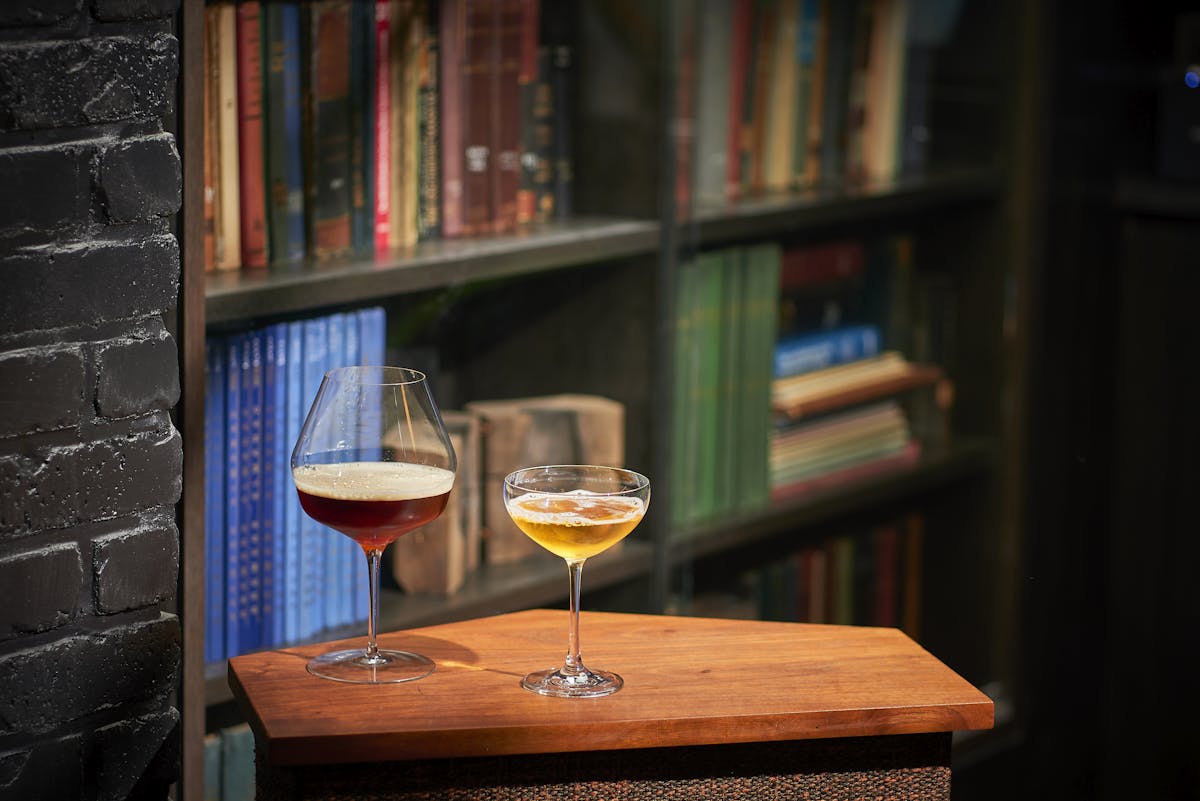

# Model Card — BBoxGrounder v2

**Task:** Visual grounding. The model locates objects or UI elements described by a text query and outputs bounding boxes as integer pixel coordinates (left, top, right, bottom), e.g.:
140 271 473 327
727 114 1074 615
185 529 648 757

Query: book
693 0 733 207
741 1 777 195
235 1 269 268
349 0 376 255
299 317 329 637
770 351 938 417
862 0 908 181
418 0 441 240
263 1 307 265
515 0 540 224
491 0 521 233
769 438 920 500
202 8 218 272
237 331 265 655
542 0 572 218
779 239 866 290
283 320 305 643
305 1 354 260
374 0 393 252
725 0 753 200
203 732 222 801
324 313 348 629
762 0 799 191
213 2 242 270
219 723 255 801
794 0 823 187
774 323 883 378
439 0 465 237
204 341 225 664
263 323 289 648
531 43 554 220
741 242 781 510
461 0 494 235
818 0 855 185
223 335 242 658
843 0 875 182
389 0 421 249
671 255 700 526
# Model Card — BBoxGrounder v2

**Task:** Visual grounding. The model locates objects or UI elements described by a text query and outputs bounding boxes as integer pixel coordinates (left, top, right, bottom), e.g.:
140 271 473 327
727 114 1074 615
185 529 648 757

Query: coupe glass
503 465 650 697
291 366 456 683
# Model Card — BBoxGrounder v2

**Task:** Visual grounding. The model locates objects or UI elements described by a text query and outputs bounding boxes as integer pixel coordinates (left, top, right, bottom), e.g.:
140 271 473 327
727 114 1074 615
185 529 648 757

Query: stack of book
691 0 951 206
203 307 385 664
203 0 573 272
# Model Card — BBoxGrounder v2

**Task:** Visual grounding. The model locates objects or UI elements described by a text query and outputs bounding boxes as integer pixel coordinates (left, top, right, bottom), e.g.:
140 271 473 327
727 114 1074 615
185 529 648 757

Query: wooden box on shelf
389 410 481 596
464 394 625 565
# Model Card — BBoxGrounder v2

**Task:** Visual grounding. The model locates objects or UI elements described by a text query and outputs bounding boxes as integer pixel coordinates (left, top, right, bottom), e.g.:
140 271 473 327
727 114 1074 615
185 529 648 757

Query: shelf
204 539 654 706
670 438 996 565
205 216 660 325
1113 174 1200 219
691 167 1003 247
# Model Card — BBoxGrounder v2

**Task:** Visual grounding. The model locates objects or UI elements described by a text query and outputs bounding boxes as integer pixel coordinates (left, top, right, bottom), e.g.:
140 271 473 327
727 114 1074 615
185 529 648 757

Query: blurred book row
203 0 573 272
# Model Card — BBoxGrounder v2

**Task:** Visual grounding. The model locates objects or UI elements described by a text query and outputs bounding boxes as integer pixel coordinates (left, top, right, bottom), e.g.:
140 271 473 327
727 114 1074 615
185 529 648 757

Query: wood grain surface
229 609 993 766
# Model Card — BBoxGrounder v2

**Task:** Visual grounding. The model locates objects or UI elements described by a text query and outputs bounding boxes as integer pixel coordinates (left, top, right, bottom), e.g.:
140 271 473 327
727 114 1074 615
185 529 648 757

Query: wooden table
229 609 993 800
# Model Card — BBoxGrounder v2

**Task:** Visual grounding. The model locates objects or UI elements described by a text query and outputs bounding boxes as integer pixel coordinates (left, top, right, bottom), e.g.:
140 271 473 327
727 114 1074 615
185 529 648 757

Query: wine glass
503 465 650 697
291 366 456 683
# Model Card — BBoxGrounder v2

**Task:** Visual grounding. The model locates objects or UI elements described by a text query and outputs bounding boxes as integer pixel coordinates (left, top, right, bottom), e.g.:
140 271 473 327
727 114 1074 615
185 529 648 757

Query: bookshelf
175 2 1035 799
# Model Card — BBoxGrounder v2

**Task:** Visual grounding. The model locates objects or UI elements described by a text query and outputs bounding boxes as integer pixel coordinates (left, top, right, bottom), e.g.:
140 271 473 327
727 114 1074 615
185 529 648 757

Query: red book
440 0 464 237
374 0 392 254
725 0 752 201
461 0 495 236
779 240 866 290
491 0 522 234
236 1 268 268
515 0 539 225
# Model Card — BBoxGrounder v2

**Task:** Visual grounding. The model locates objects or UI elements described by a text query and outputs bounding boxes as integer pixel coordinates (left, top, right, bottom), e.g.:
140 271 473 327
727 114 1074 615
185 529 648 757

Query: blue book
264 323 290 648
220 724 255 801
300 317 329 639
324 312 346 631
349 1 375 254
773 324 882 378
204 339 226 664
283 321 305 644
339 312 361 627
237 331 265 655
264 2 306 264
224 335 242 659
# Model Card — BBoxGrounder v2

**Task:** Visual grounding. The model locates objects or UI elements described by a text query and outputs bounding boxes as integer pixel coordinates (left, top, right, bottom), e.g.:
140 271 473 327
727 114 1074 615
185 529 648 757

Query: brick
0 346 85 438
95 329 180 419
93 0 180 22
0 34 177 131
0 613 179 736
92 707 179 801
0 542 82 640
0 1 79 28
93 518 178 614
0 145 92 233
97 134 181 222
0 733 83 801
0 428 182 535
0 235 179 336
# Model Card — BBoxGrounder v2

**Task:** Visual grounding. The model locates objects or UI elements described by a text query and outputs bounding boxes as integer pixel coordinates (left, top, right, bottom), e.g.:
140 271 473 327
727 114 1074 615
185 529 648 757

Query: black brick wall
0 1 182 799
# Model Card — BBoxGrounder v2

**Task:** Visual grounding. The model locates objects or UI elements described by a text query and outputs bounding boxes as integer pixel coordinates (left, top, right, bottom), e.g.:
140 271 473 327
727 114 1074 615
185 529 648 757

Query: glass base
521 666 623 698
306 648 435 684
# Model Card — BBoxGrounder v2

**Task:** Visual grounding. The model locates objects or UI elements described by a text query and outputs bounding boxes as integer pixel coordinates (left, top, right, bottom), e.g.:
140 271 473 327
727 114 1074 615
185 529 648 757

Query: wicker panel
257 733 951 801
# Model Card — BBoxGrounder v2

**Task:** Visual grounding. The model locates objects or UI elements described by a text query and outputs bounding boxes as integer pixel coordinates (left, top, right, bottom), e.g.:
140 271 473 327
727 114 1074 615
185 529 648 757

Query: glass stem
365 547 383 662
564 558 586 675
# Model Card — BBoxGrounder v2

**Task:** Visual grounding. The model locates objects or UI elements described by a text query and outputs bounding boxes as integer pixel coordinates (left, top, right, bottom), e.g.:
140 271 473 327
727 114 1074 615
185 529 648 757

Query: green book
694 251 725 522
671 257 698 527
203 733 222 801
716 247 744 516
220 723 255 801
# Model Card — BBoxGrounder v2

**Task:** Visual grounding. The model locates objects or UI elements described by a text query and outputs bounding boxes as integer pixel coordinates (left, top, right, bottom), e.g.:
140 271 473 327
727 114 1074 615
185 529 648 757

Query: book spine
306 1 354 260
386 0 409 250
300 318 328 638
236 2 269 268
223 335 242 658
774 324 883 377
340 313 362 625
238 331 264 654
349 1 376 255
267 323 290 648
202 10 217 273
215 3 242 270
802 0 828 187
264 2 307 265
844 0 874 182
544 0 572 218
439 0 464 237
515 0 539 224
418 0 442 240
491 0 522 233
694 0 732 206
793 0 820 187
531 45 554 220
324 313 346 630
461 0 494 235
204 340 225 664
283 321 305 644
402 2 423 248
725 0 752 200
374 0 393 253
819 0 854 184
260 326 278 649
